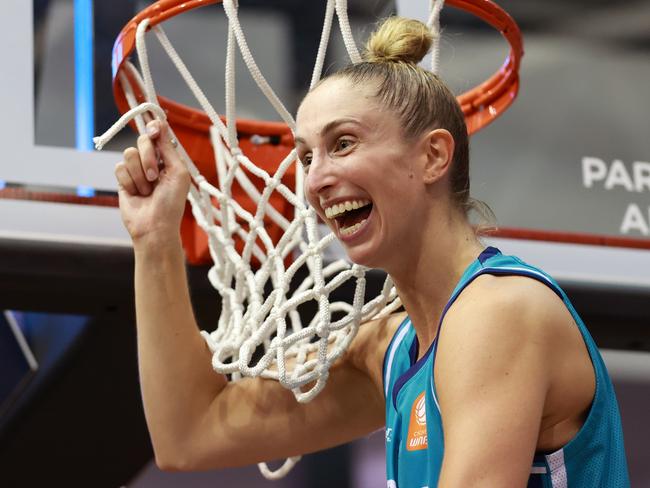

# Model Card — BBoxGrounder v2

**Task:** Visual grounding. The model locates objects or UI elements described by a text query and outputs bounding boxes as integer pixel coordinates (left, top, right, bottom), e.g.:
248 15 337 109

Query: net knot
313 285 324 299
353 266 366 279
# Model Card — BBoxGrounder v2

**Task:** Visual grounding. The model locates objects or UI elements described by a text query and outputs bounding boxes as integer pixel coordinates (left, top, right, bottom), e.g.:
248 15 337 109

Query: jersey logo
406 391 427 451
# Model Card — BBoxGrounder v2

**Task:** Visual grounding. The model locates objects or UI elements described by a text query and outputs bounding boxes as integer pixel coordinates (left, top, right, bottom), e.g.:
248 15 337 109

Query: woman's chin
343 242 384 269
346 254 374 268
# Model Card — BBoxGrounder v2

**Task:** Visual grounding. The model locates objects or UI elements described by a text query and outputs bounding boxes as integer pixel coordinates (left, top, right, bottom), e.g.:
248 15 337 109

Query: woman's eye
300 154 312 168
335 138 355 152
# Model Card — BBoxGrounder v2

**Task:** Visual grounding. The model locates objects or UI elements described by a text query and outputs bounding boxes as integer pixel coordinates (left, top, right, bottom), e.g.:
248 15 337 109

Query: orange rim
111 0 523 136
106 0 526 265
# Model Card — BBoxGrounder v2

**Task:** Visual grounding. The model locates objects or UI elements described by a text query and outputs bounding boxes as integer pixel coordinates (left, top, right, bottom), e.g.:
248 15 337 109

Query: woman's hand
114 120 191 246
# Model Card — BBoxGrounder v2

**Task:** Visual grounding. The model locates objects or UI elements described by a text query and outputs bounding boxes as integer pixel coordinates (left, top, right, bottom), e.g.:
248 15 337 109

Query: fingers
114 119 186 197
115 161 136 195
121 147 153 196
150 120 184 171
137 131 159 182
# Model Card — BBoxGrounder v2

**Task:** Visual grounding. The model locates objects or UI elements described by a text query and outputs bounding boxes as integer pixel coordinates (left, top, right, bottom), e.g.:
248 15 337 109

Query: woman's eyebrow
294 117 364 145
320 117 363 136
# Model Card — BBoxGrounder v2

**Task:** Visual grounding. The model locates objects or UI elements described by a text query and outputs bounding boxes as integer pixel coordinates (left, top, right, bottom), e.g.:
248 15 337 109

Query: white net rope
94 0 444 479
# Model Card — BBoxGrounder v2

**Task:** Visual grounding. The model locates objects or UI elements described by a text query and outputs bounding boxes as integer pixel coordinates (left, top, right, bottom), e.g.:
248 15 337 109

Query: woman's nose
304 153 337 197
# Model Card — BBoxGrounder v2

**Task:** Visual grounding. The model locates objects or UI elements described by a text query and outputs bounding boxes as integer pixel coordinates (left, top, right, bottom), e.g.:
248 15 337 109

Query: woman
115 17 629 487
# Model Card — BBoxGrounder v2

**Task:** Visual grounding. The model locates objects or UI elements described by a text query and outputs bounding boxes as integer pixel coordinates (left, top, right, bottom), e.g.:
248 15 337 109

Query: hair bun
364 17 433 65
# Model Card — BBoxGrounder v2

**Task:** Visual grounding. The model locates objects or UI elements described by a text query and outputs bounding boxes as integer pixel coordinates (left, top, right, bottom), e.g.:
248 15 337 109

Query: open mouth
324 199 373 237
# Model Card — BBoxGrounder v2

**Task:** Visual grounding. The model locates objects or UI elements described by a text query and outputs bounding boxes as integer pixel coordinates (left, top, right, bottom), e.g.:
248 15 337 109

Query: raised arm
114 120 394 471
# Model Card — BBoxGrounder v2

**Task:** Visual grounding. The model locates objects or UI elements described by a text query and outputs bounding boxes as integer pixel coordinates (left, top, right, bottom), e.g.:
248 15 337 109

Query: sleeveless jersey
383 247 630 487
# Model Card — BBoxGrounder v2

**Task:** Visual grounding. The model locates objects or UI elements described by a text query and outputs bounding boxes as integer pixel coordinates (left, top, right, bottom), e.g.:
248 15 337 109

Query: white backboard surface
1 1 128 244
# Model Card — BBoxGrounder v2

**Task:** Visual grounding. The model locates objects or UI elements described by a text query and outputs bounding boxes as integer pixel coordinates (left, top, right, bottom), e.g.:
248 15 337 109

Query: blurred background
1 0 649 486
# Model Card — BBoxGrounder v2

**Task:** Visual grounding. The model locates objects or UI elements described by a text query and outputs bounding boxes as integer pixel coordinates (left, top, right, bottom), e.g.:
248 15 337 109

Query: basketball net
94 0 445 479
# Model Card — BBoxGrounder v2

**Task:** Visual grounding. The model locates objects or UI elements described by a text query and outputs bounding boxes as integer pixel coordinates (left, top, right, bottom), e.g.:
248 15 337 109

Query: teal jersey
383 247 630 488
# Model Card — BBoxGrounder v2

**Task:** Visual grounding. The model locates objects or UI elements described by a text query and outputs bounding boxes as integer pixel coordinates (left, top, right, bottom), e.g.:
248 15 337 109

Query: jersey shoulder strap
382 317 415 399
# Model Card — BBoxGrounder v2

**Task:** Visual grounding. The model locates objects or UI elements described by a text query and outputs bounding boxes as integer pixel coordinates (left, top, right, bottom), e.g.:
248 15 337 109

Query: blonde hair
319 16 495 229
364 16 433 64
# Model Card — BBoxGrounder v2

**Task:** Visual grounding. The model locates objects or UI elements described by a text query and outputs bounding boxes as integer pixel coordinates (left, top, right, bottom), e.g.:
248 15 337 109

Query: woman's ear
422 128 455 185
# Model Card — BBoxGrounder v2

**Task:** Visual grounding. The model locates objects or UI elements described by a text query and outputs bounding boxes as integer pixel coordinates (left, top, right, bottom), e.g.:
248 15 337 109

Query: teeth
324 199 371 219
340 219 367 236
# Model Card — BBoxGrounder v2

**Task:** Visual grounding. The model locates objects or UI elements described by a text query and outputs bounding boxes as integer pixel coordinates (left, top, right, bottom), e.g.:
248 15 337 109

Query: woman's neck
387 211 484 357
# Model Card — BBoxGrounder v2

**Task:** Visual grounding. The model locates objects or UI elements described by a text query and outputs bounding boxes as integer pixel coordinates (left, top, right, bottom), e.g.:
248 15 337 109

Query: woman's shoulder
437 272 576 380
434 268 589 395
452 271 569 336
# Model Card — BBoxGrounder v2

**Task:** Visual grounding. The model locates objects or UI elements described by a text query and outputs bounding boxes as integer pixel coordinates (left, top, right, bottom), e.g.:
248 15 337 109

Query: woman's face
295 77 430 268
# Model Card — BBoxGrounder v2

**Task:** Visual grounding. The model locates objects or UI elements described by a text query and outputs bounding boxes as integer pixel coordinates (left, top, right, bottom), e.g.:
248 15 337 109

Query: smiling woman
290 17 630 488
114 11 630 488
